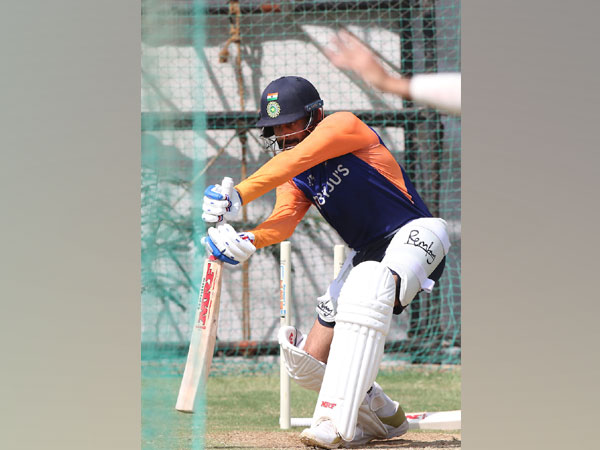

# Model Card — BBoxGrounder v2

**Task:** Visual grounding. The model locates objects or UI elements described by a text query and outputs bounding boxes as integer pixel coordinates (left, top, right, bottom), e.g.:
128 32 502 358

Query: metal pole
279 241 292 429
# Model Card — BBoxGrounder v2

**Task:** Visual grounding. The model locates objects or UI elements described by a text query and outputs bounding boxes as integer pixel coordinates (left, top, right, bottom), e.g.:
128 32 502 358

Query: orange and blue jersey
235 112 432 250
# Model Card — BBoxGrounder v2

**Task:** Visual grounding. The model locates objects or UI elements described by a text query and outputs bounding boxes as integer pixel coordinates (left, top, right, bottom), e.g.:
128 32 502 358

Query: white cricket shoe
300 409 409 449
346 401 409 447
348 418 407 447
379 401 409 439
299 419 342 449
343 424 379 447
366 382 410 441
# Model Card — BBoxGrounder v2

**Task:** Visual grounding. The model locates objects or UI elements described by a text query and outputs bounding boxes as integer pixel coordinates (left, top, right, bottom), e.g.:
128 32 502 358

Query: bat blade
175 255 224 413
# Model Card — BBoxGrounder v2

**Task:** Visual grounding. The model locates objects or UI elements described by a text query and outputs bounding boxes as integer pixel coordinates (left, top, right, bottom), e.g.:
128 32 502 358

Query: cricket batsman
201 76 450 448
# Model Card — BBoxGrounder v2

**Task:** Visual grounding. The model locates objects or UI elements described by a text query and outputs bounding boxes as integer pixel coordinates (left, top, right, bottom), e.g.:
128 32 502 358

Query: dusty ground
206 430 461 449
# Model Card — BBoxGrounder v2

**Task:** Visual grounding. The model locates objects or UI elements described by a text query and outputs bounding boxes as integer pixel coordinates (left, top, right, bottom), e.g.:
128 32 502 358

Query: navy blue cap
256 76 323 132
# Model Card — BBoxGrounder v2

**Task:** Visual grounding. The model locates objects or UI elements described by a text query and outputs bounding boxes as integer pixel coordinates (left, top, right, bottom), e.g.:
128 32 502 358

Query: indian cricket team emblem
307 174 315 187
267 101 281 118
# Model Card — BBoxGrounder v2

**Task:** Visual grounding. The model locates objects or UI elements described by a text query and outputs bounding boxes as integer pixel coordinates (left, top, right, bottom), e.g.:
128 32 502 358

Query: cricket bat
175 177 234 413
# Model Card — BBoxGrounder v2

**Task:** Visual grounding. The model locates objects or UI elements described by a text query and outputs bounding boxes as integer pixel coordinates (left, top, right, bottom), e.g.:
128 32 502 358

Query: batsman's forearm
382 76 411 99
247 182 311 249
250 226 294 249
250 204 310 249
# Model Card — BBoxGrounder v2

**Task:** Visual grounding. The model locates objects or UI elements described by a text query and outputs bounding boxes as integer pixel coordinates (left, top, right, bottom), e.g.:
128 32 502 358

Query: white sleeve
409 72 461 115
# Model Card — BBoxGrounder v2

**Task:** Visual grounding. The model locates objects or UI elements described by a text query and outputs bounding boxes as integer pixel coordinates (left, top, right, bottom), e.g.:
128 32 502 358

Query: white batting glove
203 224 255 265
202 184 242 223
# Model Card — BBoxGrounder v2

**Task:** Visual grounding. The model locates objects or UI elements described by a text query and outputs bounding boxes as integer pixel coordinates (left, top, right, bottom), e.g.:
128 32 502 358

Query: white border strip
290 410 461 431
406 410 461 430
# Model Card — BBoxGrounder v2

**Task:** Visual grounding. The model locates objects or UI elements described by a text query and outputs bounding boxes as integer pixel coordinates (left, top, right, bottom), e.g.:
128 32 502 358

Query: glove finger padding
206 225 255 265
202 211 225 223
202 188 230 223
202 184 242 222
202 197 230 213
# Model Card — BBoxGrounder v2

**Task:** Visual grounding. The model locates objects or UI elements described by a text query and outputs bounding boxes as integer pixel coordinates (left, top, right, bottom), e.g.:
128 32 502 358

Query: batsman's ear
315 108 324 123
261 126 274 138
308 109 324 131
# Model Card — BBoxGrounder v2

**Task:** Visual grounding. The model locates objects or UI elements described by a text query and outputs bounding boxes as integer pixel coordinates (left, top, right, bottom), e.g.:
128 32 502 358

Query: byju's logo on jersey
312 164 350 206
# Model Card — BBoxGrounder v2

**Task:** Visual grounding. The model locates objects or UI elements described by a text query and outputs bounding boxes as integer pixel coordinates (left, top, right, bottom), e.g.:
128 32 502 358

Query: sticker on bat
197 262 216 329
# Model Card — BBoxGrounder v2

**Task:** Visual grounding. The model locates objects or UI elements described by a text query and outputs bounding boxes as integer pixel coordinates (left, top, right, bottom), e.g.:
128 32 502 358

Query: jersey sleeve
235 112 378 205
248 181 312 249
352 142 413 203
409 72 461 115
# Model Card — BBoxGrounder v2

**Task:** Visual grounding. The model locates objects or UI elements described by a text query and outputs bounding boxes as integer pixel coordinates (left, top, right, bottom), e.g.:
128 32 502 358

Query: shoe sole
385 419 409 439
299 419 409 449
345 420 410 448
299 433 342 449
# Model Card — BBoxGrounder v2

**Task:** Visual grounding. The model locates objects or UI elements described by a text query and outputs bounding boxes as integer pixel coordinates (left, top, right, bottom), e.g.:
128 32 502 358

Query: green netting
142 0 460 383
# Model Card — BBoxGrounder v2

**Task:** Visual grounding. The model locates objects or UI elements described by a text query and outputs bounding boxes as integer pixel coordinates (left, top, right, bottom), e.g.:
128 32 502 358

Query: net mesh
142 0 460 379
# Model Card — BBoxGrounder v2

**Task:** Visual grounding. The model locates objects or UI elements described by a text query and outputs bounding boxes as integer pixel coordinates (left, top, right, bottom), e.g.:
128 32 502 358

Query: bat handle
220 177 234 226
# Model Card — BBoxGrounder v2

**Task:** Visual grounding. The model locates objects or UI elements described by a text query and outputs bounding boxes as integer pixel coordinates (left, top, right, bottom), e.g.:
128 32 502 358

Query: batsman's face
273 117 310 151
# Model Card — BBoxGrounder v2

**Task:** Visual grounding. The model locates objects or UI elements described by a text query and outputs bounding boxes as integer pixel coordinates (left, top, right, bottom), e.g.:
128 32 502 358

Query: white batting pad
382 217 450 306
278 326 325 392
312 262 396 441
